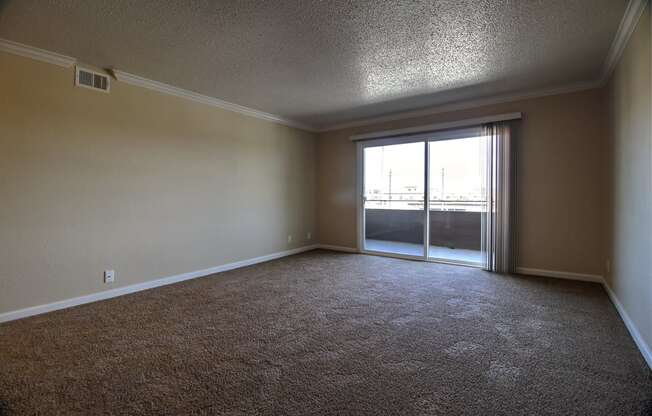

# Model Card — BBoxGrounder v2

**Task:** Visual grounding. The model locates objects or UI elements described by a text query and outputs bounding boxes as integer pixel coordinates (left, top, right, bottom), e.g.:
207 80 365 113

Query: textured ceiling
0 0 628 129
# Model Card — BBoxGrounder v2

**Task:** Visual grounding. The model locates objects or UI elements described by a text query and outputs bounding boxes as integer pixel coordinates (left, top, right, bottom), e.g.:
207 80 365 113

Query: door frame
356 127 484 268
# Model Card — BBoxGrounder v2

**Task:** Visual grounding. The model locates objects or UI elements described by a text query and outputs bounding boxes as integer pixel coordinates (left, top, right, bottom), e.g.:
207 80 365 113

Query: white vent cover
75 67 110 92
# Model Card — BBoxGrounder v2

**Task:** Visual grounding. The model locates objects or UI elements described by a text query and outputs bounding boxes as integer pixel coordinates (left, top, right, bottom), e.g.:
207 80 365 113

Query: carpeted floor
0 250 651 415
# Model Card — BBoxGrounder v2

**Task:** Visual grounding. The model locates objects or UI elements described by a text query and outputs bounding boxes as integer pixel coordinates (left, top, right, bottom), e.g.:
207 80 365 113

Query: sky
364 136 486 202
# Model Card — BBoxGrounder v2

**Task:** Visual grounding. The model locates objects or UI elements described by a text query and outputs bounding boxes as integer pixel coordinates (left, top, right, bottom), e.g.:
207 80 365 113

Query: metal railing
364 207 482 249
365 198 486 212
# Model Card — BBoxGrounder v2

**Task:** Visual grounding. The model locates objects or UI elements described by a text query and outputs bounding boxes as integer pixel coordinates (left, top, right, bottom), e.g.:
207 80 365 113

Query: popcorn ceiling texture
0 251 650 414
0 0 627 128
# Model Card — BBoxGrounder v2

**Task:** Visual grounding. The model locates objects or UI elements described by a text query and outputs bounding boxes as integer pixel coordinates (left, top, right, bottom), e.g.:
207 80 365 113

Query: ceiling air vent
75 66 110 92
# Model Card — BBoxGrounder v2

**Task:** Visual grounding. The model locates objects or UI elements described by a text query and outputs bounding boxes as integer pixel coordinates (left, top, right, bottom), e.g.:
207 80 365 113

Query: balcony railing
364 207 482 250
365 196 485 212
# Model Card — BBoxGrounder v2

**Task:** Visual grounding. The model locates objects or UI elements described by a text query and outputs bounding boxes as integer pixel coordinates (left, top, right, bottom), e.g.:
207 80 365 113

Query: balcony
364 204 483 264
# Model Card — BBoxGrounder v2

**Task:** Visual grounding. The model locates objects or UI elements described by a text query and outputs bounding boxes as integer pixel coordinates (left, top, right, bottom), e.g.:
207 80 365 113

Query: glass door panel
363 142 425 257
428 136 485 265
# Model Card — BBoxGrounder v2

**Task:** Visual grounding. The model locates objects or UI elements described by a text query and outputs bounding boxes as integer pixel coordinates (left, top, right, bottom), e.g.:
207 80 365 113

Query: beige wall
317 89 607 276
606 4 651 353
1 11 648 354
0 51 317 314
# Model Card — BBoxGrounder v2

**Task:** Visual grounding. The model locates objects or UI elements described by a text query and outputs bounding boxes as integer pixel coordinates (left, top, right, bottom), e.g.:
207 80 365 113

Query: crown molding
113 70 316 132
1 0 646 134
316 0 648 133
317 80 600 132
0 38 76 68
600 0 648 84
0 37 315 132
0 37 603 134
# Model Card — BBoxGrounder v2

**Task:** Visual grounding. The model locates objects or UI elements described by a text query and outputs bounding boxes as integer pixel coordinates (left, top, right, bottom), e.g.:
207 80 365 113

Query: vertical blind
481 122 514 273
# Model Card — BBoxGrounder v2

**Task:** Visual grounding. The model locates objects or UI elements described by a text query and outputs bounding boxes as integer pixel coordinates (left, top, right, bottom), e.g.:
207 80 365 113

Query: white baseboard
515 267 604 283
0 244 318 323
603 282 652 370
3 248 650 371
516 266 651 370
317 244 358 253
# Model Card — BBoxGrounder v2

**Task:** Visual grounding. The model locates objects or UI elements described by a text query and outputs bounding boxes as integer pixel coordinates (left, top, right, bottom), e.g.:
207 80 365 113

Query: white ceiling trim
318 81 600 132
600 0 648 84
319 0 647 133
112 70 316 132
0 0 644 134
0 37 315 132
0 38 76 67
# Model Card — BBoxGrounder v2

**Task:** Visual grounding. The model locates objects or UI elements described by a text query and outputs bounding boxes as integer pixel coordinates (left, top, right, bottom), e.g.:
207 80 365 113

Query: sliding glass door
360 129 485 266
362 142 426 258
428 136 485 265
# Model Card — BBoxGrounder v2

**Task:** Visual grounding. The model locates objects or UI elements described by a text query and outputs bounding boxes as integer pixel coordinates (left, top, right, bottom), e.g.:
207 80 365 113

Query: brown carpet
0 250 650 415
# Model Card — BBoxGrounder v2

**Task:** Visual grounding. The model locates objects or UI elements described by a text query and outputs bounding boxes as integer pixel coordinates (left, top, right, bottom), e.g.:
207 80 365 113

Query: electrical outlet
307 232 312 240
287 235 293 244
104 270 115 284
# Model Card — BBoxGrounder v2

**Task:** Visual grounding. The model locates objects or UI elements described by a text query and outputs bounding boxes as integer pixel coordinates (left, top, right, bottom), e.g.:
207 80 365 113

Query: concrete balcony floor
364 239 482 265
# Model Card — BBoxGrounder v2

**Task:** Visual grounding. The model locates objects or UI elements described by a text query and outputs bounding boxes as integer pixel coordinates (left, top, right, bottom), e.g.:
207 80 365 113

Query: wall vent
75 67 110 92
